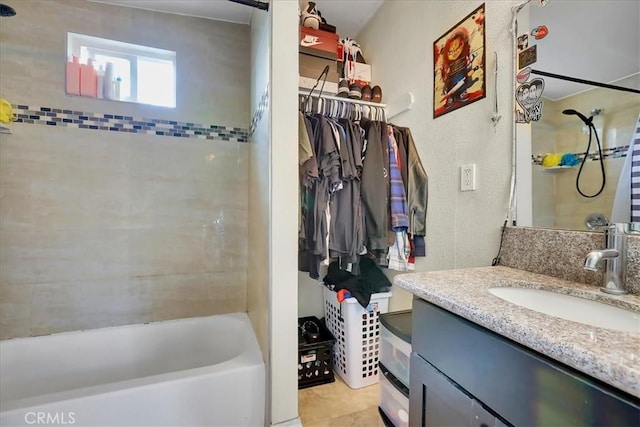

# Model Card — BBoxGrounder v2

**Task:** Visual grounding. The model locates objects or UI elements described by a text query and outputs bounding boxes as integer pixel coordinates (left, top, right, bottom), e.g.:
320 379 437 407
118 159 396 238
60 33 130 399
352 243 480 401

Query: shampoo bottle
80 59 97 98
113 76 121 101
65 55 81 96
103 62 114 100
96 65 105 99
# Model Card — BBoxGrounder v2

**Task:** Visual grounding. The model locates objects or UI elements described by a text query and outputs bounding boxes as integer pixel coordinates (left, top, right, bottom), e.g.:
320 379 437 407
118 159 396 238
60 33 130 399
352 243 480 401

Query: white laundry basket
322 286 392 389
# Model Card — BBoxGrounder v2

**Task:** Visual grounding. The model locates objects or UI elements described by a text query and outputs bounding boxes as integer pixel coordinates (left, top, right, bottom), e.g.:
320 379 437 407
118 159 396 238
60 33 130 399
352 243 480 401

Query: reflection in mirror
517 1 640 231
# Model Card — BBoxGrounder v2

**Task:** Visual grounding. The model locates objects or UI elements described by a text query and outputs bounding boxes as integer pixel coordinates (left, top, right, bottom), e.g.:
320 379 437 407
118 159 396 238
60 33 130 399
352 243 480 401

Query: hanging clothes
298 93 429 277
386 125 411 271
394 126 429 237
298 112 317 233
359 118 390 253
387 126 409 231
328 118 365 271
299 114 341 279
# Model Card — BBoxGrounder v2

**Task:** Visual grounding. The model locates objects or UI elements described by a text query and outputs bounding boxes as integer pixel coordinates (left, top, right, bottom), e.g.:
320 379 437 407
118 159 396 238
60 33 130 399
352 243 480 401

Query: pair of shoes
361 85 372 101
337 79 349 97
301 1 321 30
348 83 362 100
340 38 364 64
371 85 382 103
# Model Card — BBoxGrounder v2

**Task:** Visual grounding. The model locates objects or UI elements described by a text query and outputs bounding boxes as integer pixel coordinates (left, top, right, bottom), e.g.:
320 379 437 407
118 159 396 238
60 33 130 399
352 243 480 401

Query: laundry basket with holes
322 286 392 389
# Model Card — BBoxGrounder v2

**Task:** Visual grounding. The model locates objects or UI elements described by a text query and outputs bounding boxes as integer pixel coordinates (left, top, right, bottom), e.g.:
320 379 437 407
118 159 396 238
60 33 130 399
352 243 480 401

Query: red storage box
299 26 338 60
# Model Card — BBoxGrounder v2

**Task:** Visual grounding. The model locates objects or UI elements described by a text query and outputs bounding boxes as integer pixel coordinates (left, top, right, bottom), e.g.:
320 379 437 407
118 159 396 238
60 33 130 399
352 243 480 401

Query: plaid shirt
388 131 409 231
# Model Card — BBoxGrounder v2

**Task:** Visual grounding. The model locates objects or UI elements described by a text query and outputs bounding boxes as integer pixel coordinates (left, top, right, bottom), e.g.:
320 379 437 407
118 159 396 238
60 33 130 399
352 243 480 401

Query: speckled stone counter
394 266 640 398
499 226 640 293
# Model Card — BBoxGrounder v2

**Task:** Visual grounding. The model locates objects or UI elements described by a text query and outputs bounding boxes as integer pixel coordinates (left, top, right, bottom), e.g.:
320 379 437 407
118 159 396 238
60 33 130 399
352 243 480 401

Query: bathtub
0 313 265 427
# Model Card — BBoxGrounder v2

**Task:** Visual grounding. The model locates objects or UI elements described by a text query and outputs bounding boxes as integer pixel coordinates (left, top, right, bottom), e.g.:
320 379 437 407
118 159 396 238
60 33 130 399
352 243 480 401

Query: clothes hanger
302 65 330 113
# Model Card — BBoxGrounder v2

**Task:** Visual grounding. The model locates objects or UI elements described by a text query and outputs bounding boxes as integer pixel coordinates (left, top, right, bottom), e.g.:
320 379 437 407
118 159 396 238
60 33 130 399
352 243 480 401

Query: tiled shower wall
0 1 250 339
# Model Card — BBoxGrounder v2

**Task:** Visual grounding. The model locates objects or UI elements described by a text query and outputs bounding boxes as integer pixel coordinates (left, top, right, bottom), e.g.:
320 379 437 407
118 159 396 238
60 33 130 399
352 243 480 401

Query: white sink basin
488 287 640 333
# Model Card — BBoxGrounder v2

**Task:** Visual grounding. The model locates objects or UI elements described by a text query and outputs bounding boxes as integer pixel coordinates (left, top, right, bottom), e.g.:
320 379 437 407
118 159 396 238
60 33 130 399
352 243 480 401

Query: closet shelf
298 89 387 108
540 166 575 172
0 123 12 134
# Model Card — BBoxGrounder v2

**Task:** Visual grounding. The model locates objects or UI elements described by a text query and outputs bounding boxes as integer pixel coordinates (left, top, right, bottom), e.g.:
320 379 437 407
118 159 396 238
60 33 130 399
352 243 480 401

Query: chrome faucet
583 223 629 295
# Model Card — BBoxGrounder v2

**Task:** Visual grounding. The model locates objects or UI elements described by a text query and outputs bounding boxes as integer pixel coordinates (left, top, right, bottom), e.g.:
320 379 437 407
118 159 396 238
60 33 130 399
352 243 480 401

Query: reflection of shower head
562 109 592 126
0 4 16 17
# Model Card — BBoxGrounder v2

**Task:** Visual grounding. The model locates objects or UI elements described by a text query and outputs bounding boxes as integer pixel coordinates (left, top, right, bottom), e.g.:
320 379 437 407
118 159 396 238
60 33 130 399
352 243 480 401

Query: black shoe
302 320 320 343
337 79 349 97
348 84 362 100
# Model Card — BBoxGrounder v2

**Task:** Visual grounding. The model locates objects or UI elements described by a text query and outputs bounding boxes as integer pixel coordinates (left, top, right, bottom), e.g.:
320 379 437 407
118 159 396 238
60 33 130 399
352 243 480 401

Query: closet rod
228 0 268 11
298 90 387 108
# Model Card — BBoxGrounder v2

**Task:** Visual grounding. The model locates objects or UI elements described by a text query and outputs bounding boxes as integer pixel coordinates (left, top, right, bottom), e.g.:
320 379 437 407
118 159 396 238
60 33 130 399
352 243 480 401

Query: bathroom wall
353 1 516 310
0 0 250 339
248 2 270 421
269 0 300 422
532 81 639 230
249 2 300 424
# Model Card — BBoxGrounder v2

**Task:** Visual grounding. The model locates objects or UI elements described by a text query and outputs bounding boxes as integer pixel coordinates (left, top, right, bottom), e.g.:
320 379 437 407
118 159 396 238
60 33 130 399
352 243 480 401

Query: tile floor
298 373 380 426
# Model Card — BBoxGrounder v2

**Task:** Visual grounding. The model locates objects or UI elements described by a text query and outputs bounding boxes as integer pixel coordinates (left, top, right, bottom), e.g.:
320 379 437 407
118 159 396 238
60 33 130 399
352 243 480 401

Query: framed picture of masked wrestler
433 3 486 118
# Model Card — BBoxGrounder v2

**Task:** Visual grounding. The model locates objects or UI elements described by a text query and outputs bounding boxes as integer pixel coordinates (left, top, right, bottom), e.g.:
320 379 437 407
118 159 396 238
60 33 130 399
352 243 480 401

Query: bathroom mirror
516 0 640 231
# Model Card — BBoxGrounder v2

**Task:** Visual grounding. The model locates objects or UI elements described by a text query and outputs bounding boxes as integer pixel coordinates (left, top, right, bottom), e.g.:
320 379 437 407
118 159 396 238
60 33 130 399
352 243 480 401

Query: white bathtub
0 313 265 427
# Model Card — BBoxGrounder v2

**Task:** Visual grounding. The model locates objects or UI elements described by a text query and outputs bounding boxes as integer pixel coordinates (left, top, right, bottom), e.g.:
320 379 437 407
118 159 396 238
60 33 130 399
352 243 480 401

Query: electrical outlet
461 164 476 191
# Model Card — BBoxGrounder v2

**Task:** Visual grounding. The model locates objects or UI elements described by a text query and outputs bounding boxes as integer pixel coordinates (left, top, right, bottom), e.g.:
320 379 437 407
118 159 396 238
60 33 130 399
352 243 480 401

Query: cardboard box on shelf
299 76 338 96
299 53 339 83
299 26 338 60
319 22 336 33
339 61 372 83
337 43 344 62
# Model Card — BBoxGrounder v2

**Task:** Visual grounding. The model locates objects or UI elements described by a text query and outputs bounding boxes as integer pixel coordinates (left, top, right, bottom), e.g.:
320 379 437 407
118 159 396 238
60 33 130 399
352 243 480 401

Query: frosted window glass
137 58 176 108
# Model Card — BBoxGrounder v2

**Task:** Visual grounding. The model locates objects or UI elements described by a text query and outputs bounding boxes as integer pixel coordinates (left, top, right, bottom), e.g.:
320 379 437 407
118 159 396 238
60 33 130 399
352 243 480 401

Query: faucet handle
624 222 640 235
585 213 609 231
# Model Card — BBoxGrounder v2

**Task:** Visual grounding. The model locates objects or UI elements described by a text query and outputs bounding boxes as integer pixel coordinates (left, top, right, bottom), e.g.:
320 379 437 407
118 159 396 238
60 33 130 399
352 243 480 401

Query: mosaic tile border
250 86 269 136
11 105 249 143
532 145 630 165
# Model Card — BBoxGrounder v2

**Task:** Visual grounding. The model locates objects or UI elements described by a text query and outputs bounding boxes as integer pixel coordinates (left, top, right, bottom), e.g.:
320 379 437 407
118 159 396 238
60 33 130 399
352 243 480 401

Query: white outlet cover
461 164 476 191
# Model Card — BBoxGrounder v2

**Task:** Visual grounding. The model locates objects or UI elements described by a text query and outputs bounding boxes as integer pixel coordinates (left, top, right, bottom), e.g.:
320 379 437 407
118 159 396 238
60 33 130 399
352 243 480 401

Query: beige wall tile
0 1 250 338
30 278 153 336
0 0 250 128
151 272 247 321
0 283 32 339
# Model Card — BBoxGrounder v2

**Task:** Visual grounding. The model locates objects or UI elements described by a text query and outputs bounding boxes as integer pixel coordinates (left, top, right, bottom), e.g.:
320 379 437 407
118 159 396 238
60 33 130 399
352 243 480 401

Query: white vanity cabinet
409 297 640 427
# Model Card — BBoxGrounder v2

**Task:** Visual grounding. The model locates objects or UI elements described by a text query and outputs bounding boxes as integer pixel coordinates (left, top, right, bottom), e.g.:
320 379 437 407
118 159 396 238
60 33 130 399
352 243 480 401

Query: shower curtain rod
228 0 269 11
531 69 640 94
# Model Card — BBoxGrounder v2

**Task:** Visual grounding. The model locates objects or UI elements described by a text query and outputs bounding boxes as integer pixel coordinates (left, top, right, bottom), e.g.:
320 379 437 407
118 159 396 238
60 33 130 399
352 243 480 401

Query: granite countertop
394 266 640 398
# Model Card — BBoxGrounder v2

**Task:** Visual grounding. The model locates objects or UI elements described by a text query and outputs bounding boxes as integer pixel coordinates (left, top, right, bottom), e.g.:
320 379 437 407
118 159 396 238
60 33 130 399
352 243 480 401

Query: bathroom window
66 33 176 108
